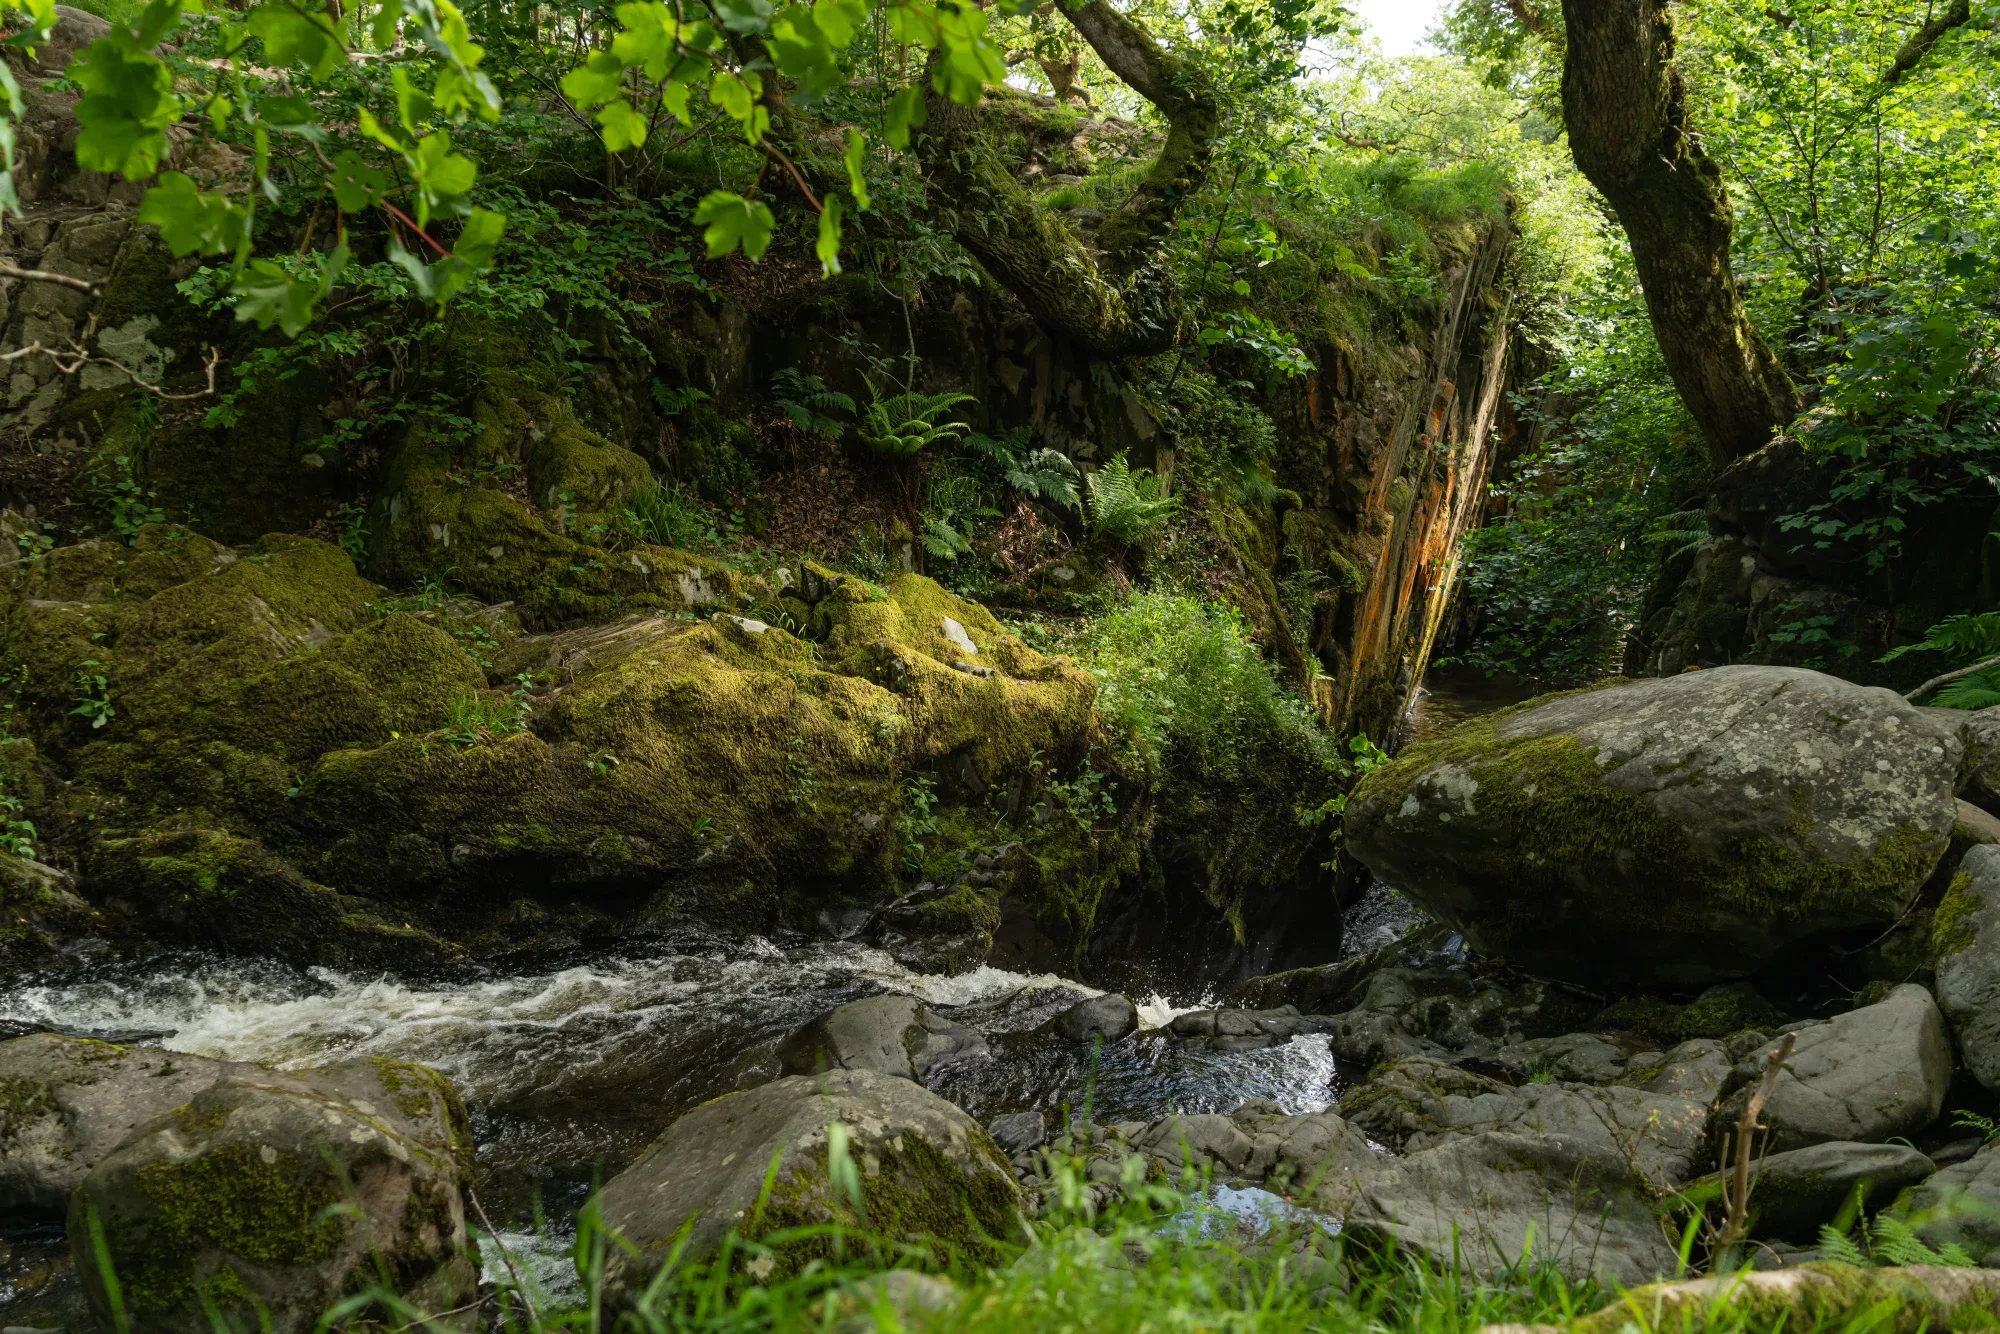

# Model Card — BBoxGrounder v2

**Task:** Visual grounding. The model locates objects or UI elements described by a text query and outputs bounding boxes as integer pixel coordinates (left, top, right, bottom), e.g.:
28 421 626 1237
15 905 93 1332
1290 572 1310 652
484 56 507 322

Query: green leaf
452 207 505 269
662 77 693 125
328 149 390 212
232 252 341 337
884 84 927 149
247 2 345 80
70 38 178 179
843 127 870 210
693 189 775 260
3 0 56 50
411 130 476 223
596 98 648 152
138 172 250 256
711 0 775 35
611 1 678 77
708 68 758 121
816 193 843 277
812 0 867 46
562 49 627 108
767 6 839 103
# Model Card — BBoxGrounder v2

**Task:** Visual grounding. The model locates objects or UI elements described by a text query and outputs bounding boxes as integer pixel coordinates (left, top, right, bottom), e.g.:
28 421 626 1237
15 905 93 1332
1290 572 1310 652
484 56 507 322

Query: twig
1905 652 2000 703
467 1186 541 1327
1715 1031 1797 1265
0 263 102 294
759 140 823 213
0 340 220 400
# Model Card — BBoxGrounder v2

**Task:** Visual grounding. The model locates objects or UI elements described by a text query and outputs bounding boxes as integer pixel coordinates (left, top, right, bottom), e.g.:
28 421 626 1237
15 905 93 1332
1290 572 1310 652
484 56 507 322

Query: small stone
941 616 978 656
987 1110 1047 1155
1049 993 1139 1043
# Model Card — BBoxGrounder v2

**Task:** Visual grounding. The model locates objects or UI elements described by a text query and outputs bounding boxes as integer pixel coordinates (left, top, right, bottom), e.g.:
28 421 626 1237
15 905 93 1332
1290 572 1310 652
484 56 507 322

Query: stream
0 668 1534 1326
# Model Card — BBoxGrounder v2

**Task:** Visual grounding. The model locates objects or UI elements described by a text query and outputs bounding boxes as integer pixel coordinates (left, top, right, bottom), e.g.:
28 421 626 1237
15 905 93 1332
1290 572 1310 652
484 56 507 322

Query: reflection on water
1403 663 1541 743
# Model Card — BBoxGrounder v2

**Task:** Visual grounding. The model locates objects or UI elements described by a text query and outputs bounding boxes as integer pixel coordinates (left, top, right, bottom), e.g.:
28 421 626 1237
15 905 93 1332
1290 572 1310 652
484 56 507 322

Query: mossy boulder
1677 1141 1936 1244
69 1056 475 1334
1540 1265 2000 1334
1345 666 1962 988
594 1068 1022 1305
1934 845 2000 1087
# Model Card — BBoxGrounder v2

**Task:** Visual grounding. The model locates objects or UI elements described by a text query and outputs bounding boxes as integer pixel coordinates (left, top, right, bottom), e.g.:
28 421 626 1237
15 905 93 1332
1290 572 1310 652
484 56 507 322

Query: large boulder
1934 845 2000 1087
1351 1131 1679 1286
1324 966 1598 1066
69 1057 476 1334
593 1070 1021 1303
1902 1139 2000 1264
1960 707 2000 813
0 1034 259 1214
778 994 987 1081
1346 666 1960 987
1716 986 1952 1151
1690 1141 1937 1243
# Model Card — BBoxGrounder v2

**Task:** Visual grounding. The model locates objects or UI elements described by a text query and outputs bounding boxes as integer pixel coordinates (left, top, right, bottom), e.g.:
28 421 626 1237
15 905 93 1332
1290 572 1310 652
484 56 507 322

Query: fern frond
1881 611 2000 663
1932 672 2000 710
1816 1224 1870 1268
1085 455 1179 546
1871 1214 1960 1267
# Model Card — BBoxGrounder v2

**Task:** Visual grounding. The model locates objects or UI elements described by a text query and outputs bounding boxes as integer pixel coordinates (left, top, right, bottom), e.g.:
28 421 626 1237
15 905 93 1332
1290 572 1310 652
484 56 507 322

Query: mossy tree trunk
915 0 1218 356
1558 0 1800 466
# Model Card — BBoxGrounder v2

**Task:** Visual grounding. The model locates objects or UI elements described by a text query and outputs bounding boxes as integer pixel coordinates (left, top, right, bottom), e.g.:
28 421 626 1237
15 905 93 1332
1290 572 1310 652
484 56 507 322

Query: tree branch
0 263 101 294
1879 0 1972 92
1904 651 2000 704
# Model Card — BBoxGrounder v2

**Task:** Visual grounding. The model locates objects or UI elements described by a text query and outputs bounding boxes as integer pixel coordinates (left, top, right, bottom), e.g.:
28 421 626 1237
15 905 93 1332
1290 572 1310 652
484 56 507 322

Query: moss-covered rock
1346 666 1962 988
594 1068 1022 1305
68 1055 475 1334
1543 1265 2000 1334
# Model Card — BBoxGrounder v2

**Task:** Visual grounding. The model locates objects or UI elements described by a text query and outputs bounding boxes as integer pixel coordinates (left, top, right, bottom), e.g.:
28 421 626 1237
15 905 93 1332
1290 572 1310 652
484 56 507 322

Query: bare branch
1904 651 2000 703
0 263 101 294
0 340 220 400
1715 1031 1796 1266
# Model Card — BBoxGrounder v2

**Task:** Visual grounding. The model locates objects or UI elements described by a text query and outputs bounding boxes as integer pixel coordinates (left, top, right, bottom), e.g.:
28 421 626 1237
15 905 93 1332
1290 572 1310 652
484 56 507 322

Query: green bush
1079 593 1332 783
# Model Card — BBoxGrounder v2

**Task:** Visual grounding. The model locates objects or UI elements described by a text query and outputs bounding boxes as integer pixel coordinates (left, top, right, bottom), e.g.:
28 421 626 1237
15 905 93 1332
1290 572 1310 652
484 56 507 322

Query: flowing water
0 667 1529 1327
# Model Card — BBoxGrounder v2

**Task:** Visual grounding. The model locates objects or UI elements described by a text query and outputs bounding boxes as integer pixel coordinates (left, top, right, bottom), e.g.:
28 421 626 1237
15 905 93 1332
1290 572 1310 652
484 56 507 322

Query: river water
0 667 1530 1325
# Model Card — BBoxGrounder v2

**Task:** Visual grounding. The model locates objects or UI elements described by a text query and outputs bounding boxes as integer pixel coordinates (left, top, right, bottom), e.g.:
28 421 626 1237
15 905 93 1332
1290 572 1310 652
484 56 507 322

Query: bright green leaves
562 51 628 107
885 84 927 148
234 243 348 337
694 190 775 260
844 129 871 210
412 131 476 208
596 99 649 151
138 172 251 257
2 0 56 51
767 5 842 103
816 193 844 276
328 149 389 212
610 1 681 76
387 207 503 304
246 3 344 79
930 0 1007 103
71 31 179 179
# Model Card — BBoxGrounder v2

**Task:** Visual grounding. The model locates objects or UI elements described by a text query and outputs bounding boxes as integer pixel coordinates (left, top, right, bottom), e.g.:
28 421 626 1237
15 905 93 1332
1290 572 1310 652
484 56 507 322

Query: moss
370 1057 475 1182
111 1141 346 1319
1599 983 1786 1044
0 1075 56 1139
1935 871 1981 961
1565 1264 2000 1334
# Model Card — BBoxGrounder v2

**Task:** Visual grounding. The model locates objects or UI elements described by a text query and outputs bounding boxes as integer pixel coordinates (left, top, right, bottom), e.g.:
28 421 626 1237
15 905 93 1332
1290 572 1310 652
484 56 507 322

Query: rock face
1346 666 1961 987
1904 1139 2000 1264
594 1070 1021 1303
1935 845 2000 1088
779 994 988 1081
1351 1130 1679 1286
1717 986 1952 1151
1962 708 2000 813
0 1034 258 1214
70 1057 476 1334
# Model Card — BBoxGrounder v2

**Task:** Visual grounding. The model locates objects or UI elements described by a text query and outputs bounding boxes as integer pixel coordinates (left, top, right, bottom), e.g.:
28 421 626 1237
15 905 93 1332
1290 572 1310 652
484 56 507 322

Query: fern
1085 455 1179 547
1819 1213 1978 1269
650 380 712 417
1933 671 2000 710
921 514 976 563
772 367 856 437
857 388 976 458
1956 1108 2000 1143
967 430 1081 509
1816 1223 1870 1267
1646 508 1709 558
1881 611 2000 663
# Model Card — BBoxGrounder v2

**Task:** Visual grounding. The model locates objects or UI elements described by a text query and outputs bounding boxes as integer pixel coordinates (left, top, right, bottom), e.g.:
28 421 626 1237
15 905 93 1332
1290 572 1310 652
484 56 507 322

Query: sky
1349 0 1446 57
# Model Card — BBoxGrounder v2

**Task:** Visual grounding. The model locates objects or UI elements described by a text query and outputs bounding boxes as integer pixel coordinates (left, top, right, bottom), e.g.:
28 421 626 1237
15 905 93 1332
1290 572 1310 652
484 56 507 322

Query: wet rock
1165 1006 1336 1051
0 1034 261 1214
1597 981 1790 1046
0 848 107 975
1352 1131 1679 1286
987 1110 1046 1156
1629 1039 1735 1105
778 993 988 1081
1131 1105 1374 1203
1490 1033 1628 1084
1048 993 1139 1043
1236 956 1374 1014
1715 986 1952 1151
594 1070 1021 1301
1325 967 1598 1065
1934 845 2000 1087
1342 1055 1711 1189
1346 666 1961 988
832 1270 960 1333
1688 1142 1936 1242
69 1057 475 1334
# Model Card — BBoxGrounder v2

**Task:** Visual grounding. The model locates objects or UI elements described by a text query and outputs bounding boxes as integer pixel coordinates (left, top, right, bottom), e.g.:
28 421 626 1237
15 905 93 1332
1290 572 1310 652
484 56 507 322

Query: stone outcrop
1346 666 1961 987
778 994 988 1081
1934 845 2000 1087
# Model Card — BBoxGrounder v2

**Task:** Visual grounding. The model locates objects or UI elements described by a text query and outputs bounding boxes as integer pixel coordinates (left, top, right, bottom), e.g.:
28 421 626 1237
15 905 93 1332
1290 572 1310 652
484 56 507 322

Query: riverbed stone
1345 666 1961 988
1901 1139 2000 1264
1351 1130 1680 1286
69 1056 476 1334
0 1033 260 1214
1961 707 2000 813
1935 845 2000 1087
778 993 988 1081
1131 1105 1375 1203
987 1110 1046 1155
1049 993 1139 1043
594 1069 1020 1302
1690 1142 1937 1243
1165 1006 1336 1051
1325 967 1599 1065
1716 985 1952 1151
1342 1055 1711 1188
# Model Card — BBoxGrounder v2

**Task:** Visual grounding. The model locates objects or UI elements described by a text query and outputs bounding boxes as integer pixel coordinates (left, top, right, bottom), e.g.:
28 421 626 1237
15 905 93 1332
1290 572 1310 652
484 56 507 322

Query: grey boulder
1717 1142 1936 1242
1960 707 2000 813
1351 1131 1679 1286
0 1033 260 1213
1048 993 1139 1044
1166 1006 1337 1051
1346 666 1960 987
779 993 987 1081
1131 1103 1375 1204
986 1109 1047 1156
1935 845 2000 1087
594 1070 1021 1303
1325 967 1596 1065
70 1057 476 1334
1901 1139 2000 1264
1717 986 1952 1151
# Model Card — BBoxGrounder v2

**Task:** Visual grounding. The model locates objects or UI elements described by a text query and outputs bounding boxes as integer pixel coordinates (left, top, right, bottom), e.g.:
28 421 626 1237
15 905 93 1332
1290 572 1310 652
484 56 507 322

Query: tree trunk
1559 0 1799 465
916 0 1217 356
